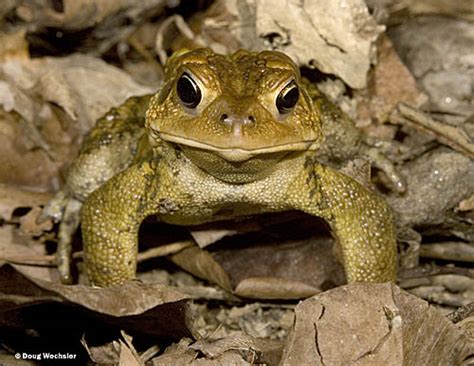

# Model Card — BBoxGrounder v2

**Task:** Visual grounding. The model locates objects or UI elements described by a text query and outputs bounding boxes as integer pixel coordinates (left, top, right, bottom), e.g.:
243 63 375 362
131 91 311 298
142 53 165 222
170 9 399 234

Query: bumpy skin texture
53 48 397 286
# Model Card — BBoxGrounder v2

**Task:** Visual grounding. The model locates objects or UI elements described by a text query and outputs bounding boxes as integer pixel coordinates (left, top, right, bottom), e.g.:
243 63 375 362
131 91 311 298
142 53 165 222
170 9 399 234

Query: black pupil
177 73 201 108
277 81 299 114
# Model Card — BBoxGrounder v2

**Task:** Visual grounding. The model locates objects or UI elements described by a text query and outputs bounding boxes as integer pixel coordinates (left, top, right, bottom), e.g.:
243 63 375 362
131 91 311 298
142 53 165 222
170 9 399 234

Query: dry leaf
27 54 153 132
255 0 384 89
0 184 51 221
1 54 153 137
171 246 233 292
82 339 121 365
151 338 197 365
189 331 288 364
0 264 191 339
0 110 64 190
0 54 153 189
370 35 427 123
172 226 344 299
281 283 474 365
0 225 54 282
19 206 53 236
163 0 383 88
15 0 168 30
118 332 142 366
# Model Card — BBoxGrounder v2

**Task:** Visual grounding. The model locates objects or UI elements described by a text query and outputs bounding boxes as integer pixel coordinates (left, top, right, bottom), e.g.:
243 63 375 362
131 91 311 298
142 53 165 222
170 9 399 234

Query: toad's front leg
290 160 398 283
81 160 167 287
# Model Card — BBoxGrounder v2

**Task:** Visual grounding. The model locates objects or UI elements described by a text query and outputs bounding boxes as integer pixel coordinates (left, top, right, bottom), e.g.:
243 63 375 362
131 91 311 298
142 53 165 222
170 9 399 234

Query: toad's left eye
276 80 299 114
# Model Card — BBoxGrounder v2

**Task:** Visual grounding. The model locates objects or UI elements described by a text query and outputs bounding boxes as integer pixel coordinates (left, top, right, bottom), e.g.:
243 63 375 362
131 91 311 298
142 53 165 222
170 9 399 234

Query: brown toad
43 48 398 287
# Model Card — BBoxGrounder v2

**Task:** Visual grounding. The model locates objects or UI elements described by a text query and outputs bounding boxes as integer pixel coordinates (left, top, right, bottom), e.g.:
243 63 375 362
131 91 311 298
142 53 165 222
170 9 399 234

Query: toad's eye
276 80 299 114
177 72 202 109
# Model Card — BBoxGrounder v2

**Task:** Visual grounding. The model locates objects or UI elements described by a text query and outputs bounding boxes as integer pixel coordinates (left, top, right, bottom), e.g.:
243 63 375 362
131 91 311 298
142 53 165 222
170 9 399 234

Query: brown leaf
27 54 153 133
171 246 232 292
172 216 344 299
152 341 251 366
81 338 121 365
0 54 153 189
172 237 344 299
189 331 284 364
118 332 141 366
370 35 427 123
19 206 53 236
0 111 62 190
281 283 474 365
0 224 54 282
0 264 191 339
0 184 51 221
151 338 197 365
16 0 168 30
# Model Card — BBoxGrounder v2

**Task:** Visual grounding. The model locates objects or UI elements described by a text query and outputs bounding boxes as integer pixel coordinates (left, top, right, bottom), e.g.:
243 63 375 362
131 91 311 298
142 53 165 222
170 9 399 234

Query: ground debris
282 283 474 365
0 2 473 364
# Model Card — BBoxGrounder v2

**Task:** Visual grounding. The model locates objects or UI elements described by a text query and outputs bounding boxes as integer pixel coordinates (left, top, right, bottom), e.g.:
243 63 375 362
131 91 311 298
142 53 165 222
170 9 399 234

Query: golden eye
276 80 299 114
177 72 202 108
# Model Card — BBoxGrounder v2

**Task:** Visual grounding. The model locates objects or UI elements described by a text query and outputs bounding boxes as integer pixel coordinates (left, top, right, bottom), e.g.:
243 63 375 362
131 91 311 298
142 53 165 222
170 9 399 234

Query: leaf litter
0 0 473 364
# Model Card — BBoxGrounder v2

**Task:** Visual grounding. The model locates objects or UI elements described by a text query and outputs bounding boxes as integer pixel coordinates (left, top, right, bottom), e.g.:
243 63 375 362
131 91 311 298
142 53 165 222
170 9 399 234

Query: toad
42 48 398 287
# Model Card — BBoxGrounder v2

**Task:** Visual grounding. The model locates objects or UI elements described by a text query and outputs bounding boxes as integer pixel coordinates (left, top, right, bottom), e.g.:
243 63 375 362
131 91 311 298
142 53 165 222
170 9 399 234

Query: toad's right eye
176 73 202 109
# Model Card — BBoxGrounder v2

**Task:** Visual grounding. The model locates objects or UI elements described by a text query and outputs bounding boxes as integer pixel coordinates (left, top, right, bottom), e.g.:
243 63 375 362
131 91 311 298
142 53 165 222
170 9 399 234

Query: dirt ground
0 1 473 365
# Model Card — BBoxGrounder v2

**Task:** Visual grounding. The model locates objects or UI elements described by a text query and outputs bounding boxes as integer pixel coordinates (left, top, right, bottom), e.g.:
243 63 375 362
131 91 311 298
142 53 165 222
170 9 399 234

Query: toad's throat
156 131 318 162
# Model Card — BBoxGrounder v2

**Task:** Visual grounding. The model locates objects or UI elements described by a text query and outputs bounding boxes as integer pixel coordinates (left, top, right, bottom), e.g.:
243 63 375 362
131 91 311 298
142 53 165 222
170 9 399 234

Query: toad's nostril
248 115 256 123
220 114 228 121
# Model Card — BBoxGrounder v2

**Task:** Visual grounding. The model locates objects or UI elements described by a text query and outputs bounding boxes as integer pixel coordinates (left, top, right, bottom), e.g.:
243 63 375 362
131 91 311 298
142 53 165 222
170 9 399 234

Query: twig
420 242 474 263
398 265 473 281
394 103 474 158
408 285 471 307
0 254 57 266
1 240 194 267
137 240 195 262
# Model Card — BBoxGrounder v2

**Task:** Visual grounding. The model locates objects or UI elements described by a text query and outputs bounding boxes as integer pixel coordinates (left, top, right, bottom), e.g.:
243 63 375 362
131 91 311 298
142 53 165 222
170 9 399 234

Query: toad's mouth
155 131 318 162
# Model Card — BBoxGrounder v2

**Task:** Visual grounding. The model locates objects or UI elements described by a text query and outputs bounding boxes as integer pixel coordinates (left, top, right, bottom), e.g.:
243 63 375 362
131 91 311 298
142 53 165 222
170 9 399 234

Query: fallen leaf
0 224 54 282
370 35 427 123
0 184 51 221
82 338 121 365
26 54 153 133
19 206 53 236
172 216 345 299
281 283 474 365
162 0 383 89
151 338 197 365
118 332 141 366
171 246 233 292
0 264 191 339
15 0 168 30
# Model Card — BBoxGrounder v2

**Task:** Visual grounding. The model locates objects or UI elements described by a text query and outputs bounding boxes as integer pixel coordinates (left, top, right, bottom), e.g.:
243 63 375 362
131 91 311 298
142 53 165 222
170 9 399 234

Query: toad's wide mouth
156 132 318 162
